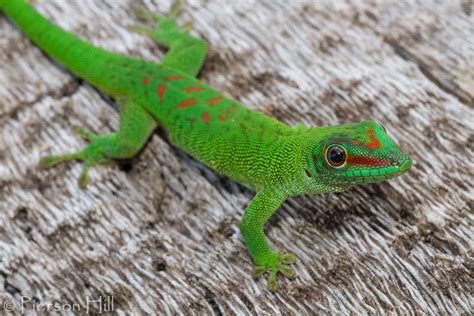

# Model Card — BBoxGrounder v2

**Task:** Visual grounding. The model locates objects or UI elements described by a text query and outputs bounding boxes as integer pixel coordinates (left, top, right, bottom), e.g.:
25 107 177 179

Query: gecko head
301 120 412 193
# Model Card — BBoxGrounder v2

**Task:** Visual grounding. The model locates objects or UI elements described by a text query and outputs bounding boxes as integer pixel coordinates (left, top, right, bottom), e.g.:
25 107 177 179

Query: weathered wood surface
0 0 473 314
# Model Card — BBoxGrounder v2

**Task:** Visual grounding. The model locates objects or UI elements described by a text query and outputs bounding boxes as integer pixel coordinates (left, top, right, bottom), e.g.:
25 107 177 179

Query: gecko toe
78 162 91 189
39 152 82 168
267 271 279 292
279 265 297 278
280 252 297 265
39 155 62 168
250 250 298 291
72 125 97 141
251 266 267 278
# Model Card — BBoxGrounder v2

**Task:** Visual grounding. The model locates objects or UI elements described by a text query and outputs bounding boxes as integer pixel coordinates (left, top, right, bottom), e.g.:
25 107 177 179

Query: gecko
0 0 412 291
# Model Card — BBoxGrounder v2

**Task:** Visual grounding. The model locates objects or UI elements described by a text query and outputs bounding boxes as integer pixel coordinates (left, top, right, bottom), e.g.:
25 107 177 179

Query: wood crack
383 36 472 107
0 78 81 126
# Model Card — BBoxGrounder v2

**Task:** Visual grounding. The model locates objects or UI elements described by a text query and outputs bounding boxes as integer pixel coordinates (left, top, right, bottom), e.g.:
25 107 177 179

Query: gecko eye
326 145 346 168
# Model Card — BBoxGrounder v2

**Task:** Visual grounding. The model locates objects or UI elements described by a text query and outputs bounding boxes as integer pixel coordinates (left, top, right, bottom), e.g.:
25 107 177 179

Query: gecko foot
130 0 194 46
251 251 297 291
39 127 114 188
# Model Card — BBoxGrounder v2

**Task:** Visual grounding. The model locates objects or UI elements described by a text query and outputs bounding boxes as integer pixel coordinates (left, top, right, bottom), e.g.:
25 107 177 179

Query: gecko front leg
240 189 297 291
40 100 157 188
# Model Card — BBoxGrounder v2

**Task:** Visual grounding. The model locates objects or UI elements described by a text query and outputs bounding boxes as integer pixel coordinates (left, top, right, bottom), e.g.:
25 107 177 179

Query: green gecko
1 0 412 291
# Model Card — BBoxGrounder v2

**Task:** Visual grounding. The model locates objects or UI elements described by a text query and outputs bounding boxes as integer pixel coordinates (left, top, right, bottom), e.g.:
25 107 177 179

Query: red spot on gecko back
177 98 197 108
157 84 166 103
227 104 237 112
207 96 222 105
184 85 204 92
165 75 184 81
347 154 389 166
218 113 227 121
142 77 149 85
364 128 381 148
201 112 210 123
351 139 360 145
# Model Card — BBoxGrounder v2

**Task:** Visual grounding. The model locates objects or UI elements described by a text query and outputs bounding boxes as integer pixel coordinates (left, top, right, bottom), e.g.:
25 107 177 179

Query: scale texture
0 0 472 314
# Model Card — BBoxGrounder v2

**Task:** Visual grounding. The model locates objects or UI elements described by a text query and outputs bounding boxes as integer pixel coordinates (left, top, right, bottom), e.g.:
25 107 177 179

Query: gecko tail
0 0 121 85
0 0 26 11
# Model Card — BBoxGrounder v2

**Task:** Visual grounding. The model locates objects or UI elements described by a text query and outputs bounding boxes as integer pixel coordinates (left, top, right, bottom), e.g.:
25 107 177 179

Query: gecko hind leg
131 0 192 46
130 0 208 77
40 101 157 188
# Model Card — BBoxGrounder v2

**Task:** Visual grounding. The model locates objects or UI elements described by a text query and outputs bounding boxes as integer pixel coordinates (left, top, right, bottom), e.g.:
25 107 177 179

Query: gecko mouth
334 159 412 183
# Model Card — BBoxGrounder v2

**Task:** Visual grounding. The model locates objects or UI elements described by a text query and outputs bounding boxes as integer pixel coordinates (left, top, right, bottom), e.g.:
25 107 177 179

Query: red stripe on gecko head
347 154 389 166
177 98 197 108
157 84 166 103
364 128 381 148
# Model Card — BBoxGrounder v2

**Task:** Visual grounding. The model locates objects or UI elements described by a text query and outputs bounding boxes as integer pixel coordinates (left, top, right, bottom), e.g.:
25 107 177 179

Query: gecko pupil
327 145 346 167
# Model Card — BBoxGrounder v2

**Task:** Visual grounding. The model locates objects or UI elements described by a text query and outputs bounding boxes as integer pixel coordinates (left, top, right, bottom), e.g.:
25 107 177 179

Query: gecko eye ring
326 145 346 168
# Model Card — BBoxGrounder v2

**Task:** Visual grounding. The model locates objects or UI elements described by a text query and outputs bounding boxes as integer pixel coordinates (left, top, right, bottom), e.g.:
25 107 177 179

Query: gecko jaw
334 159 412 184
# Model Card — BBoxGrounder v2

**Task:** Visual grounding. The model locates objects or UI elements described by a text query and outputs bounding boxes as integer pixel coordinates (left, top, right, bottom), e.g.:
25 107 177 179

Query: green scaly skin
0 0 412 291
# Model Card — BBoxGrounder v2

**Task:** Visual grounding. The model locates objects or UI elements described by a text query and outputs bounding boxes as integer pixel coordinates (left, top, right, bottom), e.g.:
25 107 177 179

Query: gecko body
0 0 412 290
